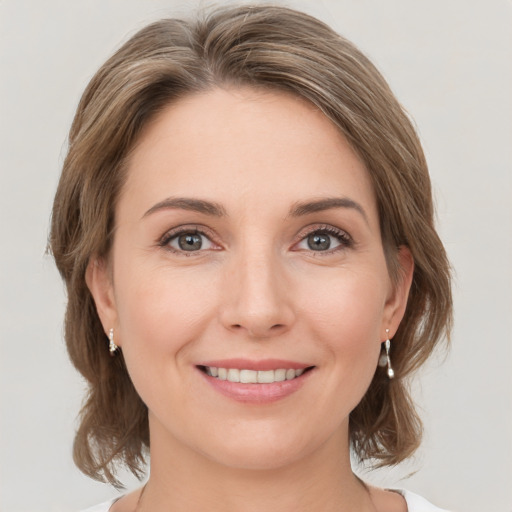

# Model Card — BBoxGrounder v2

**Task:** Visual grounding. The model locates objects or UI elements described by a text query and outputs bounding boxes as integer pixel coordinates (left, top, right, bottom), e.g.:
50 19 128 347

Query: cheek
112 263 217 386
111 264 221 429
302 267 386 338
299 270 386 396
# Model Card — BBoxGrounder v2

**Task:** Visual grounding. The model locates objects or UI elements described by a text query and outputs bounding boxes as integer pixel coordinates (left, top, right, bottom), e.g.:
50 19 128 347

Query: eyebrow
288 197 369 224
142 196 368 223
142 197 227 219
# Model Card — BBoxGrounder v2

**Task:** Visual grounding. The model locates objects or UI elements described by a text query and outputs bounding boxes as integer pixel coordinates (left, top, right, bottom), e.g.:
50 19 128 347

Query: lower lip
198 369 313 404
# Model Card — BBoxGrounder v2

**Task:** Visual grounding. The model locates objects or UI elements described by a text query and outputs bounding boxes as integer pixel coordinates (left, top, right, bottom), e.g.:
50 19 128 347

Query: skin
87 87 413 512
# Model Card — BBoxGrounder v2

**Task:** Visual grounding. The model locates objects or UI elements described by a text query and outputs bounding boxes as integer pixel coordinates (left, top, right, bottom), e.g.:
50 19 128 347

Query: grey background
1 0 511 511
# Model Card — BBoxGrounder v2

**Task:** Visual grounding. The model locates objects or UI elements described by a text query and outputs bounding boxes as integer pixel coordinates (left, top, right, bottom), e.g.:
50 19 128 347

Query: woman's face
89 87 412 470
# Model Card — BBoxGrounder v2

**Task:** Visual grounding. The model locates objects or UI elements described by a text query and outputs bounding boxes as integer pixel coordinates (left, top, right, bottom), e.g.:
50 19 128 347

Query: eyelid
158 224 222 253
292 224 354 252
157 223 353 255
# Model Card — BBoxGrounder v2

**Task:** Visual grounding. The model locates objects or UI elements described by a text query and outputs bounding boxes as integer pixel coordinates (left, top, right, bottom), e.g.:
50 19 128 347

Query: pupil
308 233 330 251
178 233 202 251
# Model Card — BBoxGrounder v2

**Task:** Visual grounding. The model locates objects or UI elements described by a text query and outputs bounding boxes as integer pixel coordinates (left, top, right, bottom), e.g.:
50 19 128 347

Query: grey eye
164 231 215 252
164 228 217 254
177 233 203 251
294 228 348 253
307 233 331 251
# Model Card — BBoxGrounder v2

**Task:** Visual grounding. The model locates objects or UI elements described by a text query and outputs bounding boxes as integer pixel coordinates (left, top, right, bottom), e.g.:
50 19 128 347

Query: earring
108 328 118 356
378 329 395 379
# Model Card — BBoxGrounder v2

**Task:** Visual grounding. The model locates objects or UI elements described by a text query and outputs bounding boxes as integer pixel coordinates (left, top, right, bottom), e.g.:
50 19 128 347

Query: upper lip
197 358 313 371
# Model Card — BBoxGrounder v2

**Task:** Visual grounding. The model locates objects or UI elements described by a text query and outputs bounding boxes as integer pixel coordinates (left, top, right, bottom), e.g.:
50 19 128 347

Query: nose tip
220 258 295 339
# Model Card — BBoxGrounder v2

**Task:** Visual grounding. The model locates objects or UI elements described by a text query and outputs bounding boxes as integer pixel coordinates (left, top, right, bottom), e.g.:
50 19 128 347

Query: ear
85 257 120 343
382 246 414 339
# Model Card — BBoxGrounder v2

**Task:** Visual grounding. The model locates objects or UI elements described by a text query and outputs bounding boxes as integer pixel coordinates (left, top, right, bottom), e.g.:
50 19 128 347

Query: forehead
121 87 378 224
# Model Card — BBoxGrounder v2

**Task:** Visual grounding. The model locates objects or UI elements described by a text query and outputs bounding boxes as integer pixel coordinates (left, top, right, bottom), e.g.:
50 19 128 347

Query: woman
50 5 452 511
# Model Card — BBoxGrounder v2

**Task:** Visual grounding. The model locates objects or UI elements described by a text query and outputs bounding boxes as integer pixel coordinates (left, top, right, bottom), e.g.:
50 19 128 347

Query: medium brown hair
50 4 452 486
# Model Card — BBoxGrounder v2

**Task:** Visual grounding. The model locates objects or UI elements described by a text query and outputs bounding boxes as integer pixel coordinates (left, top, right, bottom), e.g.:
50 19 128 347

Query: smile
200 366 309 383
197 360 315 403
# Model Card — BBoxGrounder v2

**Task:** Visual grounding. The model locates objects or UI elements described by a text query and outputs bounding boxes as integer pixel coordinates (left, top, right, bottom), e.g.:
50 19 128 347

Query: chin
197 425 327 472
207 444 305 472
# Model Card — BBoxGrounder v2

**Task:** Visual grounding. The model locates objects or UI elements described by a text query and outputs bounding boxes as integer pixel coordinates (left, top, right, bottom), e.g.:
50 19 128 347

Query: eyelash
293 224 354 254
158 225 220 255
158 224 353 256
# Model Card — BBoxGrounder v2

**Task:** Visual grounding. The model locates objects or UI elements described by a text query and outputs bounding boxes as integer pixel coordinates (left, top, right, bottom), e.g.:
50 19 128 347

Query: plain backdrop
1 1 511 511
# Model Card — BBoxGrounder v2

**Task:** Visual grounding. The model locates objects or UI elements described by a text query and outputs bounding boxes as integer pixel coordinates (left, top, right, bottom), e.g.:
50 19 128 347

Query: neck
138 418 376 512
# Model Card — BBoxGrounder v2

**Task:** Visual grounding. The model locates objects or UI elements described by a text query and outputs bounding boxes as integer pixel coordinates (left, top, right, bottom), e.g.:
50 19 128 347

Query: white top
81 489 451 511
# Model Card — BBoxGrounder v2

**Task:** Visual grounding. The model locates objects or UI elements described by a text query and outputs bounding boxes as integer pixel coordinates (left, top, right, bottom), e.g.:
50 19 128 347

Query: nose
219 249 295 339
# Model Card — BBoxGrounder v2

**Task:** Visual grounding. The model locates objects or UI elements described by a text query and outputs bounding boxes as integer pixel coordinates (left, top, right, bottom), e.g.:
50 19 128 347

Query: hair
49 4 452 486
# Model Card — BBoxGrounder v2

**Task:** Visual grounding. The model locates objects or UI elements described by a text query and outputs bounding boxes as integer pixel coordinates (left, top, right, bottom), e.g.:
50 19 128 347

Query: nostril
225 315 293 338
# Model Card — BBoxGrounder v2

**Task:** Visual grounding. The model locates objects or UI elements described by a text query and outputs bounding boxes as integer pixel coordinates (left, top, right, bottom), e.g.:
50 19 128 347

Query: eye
161 228 217 253
293 226 352 253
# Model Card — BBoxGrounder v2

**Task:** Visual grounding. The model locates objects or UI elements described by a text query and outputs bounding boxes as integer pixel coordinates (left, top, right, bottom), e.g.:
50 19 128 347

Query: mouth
196 360 316 403
197 365 314 384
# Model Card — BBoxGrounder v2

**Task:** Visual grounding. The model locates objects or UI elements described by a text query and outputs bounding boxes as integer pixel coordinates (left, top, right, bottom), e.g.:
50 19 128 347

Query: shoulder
398 489 452 512
80 498 118 512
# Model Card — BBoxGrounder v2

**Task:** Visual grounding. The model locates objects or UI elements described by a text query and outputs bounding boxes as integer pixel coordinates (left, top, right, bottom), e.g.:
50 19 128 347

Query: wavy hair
50 4 452 486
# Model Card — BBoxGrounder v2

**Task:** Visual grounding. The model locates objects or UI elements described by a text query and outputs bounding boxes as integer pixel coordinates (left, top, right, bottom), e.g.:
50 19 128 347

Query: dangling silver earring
109 328 118 356
378 329 395 379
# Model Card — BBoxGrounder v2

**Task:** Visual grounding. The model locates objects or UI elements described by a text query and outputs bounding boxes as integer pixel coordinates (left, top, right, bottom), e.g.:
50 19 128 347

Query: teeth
227 368 240 382
240 369 258 383
274 369 286 382
257 370 274 383
204 366 307 383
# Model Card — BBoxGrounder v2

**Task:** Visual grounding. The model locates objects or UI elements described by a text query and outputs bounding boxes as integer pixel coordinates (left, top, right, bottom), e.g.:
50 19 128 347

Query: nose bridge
221 239 294 338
